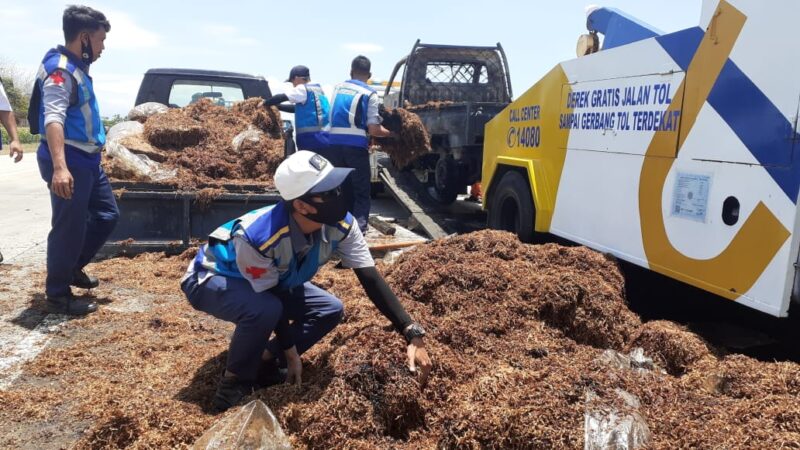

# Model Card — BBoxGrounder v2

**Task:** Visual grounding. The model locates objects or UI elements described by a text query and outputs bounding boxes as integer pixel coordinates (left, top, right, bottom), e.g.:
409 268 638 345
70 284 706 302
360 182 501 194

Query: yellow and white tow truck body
483 0 800 317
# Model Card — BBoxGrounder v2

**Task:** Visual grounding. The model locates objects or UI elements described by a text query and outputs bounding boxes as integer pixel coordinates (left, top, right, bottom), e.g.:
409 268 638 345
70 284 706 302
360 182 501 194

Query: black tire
487 170 536 243
432 156 459 204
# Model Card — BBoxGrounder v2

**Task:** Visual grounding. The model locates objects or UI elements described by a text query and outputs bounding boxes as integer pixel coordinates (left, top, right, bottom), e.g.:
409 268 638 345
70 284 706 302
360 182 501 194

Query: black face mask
81 39 93 66
303 189 348 226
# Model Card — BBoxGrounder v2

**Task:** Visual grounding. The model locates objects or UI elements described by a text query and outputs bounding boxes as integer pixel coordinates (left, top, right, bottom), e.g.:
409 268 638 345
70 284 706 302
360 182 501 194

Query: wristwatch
403 323 426 343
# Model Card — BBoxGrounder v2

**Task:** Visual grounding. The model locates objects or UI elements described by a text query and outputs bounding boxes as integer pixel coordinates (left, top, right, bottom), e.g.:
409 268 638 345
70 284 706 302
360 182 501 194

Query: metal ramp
376 156 486 240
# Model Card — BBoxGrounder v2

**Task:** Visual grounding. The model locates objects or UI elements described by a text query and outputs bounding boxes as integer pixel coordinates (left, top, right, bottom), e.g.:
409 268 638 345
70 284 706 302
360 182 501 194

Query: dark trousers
37 158 119 297
181 274 344 381
316 145 371 232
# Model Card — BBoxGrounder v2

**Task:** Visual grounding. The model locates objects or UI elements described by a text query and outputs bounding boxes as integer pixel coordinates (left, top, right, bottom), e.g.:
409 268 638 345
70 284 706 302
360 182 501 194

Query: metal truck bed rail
100 182 281 257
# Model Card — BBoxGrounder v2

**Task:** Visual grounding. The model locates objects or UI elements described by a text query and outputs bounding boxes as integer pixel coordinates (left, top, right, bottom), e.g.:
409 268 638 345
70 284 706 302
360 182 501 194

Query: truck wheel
488 171 535 243
433 156 460 204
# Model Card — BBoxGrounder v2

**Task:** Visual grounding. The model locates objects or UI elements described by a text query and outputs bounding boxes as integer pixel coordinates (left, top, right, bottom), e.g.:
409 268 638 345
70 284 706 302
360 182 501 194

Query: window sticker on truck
671 172 713 223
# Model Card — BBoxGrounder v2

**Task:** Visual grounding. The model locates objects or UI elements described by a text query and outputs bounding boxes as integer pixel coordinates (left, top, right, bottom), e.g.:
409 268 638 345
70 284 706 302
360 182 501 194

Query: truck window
168 80 245 108
425 62 488 84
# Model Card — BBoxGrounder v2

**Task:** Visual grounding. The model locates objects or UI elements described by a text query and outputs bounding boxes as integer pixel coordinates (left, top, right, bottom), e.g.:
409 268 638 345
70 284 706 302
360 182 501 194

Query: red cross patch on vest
49 70 66 86
245 266 268 279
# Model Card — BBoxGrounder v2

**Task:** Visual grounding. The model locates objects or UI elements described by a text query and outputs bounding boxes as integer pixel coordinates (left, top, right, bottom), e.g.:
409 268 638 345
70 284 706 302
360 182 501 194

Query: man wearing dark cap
263 65 330 151
320 55 393 232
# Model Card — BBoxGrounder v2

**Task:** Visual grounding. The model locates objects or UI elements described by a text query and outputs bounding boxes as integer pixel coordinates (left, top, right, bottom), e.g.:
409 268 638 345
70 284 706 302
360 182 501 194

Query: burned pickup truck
382 41 513 203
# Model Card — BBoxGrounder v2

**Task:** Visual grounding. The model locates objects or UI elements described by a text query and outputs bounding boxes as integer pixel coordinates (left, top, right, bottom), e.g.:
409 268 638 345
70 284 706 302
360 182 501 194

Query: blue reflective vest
328 80 375 148
194 202 355 291
35 47 105 151
294 83 330 151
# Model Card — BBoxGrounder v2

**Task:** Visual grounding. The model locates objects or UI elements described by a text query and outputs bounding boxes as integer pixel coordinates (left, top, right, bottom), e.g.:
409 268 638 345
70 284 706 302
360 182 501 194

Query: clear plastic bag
584 389 651 450
106 121 176 182
597 348 657 373
106 120 144 143
192 400 292 450
127 102 169 123
232 127 265 152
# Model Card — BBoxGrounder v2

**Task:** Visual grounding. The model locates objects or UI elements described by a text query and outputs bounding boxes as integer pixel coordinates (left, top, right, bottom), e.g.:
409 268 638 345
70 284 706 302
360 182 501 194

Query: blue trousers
181 273 344 381
316 145 371 232
38 158 119 297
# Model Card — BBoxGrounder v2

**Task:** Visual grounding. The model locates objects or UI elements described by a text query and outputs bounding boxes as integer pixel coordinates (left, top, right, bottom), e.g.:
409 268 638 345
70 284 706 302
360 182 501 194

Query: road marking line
0 313 68 390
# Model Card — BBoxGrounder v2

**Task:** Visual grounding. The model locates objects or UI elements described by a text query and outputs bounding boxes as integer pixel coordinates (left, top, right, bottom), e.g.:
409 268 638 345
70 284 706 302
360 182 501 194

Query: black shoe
212 376 256 413
256 360 287 388
45 294 98 316
0 250 4 263
71 269 99 289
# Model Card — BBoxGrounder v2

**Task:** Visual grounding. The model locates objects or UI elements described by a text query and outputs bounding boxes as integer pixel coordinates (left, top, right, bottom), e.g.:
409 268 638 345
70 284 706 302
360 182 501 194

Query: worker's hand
8 140 22 163
51 167 74 200
407 337 432 387
284 346 302 387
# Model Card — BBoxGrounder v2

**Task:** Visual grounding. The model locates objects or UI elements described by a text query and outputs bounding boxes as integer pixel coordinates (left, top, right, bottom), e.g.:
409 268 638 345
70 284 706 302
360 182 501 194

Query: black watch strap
403 323 426 343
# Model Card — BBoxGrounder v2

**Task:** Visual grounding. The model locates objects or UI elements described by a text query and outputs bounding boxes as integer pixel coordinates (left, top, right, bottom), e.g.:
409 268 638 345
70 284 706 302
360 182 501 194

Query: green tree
0 59 34 123
0 76 29 119
102 114 126 130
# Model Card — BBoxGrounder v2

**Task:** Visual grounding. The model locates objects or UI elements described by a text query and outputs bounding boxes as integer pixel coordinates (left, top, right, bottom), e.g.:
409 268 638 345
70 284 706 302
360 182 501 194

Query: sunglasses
302 186 343 203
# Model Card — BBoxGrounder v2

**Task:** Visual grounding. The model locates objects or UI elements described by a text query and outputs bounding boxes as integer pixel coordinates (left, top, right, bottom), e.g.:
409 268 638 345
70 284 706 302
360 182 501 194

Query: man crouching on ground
180 150 432 412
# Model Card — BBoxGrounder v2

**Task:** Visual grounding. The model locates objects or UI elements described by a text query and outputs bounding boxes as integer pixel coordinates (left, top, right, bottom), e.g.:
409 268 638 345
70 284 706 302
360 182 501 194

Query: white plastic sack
106 120 144 143
584 389 650 450
192 400 292 450
232 127 265 152
106 121 176 182
597 348 657 373
127 102 169 122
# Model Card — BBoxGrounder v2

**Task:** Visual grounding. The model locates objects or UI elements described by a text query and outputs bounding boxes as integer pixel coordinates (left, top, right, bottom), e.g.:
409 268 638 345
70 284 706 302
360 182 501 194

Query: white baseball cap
274 150 354 200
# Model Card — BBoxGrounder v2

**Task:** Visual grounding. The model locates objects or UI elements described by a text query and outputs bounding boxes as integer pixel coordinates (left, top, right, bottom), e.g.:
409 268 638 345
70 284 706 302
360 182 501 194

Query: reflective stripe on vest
36 51 105 152
328 80 374 148
295 84 330 134
195 202 355 290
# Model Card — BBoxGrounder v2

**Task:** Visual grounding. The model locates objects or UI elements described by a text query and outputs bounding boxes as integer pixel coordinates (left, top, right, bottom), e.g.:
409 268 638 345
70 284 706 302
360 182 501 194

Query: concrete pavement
0 154 60 390
0 154 50 265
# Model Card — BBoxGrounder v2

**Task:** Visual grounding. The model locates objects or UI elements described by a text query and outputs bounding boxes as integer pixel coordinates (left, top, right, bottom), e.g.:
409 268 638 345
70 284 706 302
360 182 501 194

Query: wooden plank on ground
365 221 427 252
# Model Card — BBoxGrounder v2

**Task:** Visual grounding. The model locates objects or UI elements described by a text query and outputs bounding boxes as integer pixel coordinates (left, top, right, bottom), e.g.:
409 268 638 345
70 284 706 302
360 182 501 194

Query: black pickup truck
135 68 295 153
136 68 270 107
102 68 289 256
384 41 513 203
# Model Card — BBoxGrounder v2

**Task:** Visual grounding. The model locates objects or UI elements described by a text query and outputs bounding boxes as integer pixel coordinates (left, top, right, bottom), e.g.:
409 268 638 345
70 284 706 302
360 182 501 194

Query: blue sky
1 0 700 116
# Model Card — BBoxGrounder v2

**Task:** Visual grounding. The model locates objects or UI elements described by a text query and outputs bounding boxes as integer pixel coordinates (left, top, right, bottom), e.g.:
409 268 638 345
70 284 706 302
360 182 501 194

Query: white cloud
1 3 159 51
91 72 145 116
202 24 260 47
0 6 31 21
231 37 260 47
205 25 238 36
0 5 61 50
342 43 384 53
103 9 160 50
265 77 288 95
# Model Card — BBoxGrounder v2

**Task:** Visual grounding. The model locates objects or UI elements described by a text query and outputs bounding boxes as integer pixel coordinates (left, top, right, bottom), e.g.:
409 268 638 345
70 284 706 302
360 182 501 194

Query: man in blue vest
31 5 118 315
318 56 394 232
181 150 432 412
263 65 330 152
